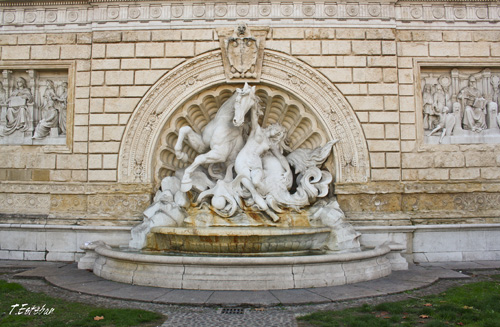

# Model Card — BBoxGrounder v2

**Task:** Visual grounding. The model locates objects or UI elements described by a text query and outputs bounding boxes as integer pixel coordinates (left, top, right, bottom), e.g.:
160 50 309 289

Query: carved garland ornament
118 50 369 185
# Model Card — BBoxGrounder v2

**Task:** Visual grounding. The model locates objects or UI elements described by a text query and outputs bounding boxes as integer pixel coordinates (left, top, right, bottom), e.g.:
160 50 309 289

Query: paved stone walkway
1 260 500 327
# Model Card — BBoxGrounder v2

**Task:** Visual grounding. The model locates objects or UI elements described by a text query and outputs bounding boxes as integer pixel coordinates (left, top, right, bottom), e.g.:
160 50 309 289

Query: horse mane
214 87 263 120
253 93 264 117
214 92 238 119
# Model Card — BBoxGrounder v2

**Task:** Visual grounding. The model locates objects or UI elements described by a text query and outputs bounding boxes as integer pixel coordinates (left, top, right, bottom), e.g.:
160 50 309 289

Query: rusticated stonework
336 182 500 226
0 182 152 225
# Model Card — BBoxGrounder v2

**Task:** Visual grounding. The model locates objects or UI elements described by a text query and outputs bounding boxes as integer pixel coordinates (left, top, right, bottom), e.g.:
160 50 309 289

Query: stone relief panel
0 69 68 145
422 68 500 144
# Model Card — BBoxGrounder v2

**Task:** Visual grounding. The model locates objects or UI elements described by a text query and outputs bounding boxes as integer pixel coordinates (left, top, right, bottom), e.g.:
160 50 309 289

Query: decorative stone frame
119 49 370 185
414 58 500 151
0 61 75 153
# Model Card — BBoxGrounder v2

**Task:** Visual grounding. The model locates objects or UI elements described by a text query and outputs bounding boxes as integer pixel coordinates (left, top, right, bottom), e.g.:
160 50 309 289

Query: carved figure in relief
433 84 446 119
57 82 68 135
427 106 456 143
459 77 486 132
491 75 500 105
174 83 257 192
486 101 499 130
451 102 464 135
422 83 435 130
2 77 33 136
33 80 61 139
0 82 6 105
0 70 68 144
497 106 500 129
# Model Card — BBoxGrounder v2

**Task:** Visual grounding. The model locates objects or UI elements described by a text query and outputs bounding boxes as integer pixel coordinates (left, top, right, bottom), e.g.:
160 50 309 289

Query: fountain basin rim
149 226 332 236
94 243 391 266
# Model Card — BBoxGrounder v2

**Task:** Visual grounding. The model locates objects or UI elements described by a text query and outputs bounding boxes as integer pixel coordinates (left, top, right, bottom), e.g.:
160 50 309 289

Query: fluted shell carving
153 85 330 186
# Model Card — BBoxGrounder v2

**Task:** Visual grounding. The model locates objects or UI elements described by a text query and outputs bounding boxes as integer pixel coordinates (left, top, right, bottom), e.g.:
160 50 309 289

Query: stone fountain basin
147 226 332 255
91 243 393 290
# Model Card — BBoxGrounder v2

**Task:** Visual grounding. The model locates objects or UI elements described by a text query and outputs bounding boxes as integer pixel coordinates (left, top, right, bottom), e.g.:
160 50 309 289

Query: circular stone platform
91 243 393 290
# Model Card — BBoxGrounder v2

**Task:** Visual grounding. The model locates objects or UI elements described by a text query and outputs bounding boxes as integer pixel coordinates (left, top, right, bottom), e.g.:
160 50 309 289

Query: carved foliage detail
454 193 500 212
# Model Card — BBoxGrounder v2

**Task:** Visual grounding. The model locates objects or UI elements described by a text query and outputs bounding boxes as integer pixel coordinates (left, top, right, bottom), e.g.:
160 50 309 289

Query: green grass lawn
299 275 500 327
0 280 165 327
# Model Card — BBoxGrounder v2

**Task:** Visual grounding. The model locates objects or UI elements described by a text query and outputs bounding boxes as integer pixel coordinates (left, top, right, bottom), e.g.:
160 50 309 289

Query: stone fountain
79 83 407 291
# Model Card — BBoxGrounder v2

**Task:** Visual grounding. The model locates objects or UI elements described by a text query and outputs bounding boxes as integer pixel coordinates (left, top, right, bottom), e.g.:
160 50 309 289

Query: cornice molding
0 0 168 7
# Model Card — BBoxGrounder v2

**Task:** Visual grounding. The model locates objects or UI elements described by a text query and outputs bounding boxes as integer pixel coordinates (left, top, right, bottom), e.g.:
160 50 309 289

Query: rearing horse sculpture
174 83 259 192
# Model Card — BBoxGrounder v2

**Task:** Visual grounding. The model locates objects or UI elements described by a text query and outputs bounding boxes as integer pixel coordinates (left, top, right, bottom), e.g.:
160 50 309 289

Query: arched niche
118 50 369 186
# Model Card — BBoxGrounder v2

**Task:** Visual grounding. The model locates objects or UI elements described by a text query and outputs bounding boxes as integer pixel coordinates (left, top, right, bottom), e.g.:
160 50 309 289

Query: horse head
233 83 257 127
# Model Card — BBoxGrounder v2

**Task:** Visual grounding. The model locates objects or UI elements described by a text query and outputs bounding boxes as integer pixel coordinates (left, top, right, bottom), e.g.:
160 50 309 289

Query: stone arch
118 49 369 185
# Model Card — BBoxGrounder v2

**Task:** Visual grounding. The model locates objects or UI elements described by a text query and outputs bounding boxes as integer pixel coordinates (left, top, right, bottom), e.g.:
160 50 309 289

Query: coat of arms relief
217 23 269 83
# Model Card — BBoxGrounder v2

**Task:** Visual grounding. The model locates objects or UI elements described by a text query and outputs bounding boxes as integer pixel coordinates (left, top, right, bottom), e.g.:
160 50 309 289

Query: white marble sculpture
423 68 500 144
130 83 360 252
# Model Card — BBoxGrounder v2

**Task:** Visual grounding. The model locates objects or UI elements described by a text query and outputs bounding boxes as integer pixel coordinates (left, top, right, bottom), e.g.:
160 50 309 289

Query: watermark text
9 303 55 316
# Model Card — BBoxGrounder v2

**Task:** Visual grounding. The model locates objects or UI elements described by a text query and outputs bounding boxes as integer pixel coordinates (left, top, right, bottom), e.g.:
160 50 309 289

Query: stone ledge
357 223 500 233
0 181 153 194
335 181 500 194
0 223 132 231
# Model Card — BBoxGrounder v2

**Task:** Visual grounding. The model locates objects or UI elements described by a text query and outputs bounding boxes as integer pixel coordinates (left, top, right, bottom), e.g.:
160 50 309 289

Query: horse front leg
181 148 227 192
174 126 206 163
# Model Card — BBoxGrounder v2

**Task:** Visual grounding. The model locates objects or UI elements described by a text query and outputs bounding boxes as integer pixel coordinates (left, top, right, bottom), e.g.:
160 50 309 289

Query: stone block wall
1 27 500 226
267 27 400 182
1 1 500 261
